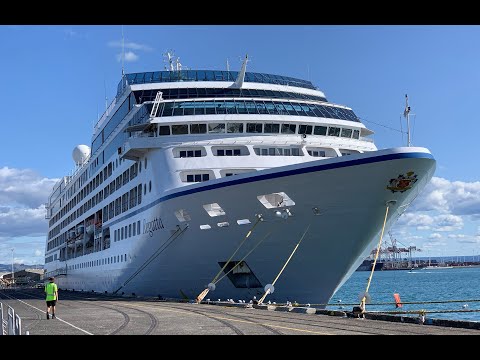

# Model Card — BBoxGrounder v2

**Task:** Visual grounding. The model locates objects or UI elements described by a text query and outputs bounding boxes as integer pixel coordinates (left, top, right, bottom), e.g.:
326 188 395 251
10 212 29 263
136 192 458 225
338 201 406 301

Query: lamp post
11 248 14 286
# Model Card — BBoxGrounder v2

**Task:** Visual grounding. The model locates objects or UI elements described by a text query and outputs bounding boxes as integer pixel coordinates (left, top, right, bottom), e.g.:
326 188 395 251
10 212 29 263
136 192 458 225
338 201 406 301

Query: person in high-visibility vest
45 276 58 319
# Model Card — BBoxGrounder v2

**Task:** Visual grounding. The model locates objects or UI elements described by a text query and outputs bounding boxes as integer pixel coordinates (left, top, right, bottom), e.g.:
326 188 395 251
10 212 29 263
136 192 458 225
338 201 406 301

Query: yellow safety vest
45 282 57 301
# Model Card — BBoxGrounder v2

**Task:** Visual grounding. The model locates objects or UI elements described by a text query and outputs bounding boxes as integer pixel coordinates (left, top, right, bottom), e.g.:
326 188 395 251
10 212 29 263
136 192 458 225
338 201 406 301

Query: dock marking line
13 297 94 335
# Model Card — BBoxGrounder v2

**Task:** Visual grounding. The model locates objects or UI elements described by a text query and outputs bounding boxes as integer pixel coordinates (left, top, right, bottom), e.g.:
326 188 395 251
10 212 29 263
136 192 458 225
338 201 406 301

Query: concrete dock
1 288 478 335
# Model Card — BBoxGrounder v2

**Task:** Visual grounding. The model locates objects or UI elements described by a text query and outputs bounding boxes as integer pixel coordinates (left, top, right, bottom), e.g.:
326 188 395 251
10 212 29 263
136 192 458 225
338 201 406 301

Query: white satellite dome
72 145 91 165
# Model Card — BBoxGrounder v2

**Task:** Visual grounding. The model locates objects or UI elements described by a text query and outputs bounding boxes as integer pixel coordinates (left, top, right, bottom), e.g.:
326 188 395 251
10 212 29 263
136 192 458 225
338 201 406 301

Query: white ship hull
50 147 435 305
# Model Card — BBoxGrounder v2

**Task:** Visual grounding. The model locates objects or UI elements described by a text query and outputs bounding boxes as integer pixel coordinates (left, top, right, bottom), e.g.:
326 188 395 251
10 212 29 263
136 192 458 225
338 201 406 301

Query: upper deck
118 70 319 95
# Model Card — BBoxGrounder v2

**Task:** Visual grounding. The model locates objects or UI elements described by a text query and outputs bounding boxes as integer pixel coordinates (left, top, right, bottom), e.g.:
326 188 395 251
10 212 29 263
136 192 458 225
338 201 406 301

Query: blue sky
0 25 479 264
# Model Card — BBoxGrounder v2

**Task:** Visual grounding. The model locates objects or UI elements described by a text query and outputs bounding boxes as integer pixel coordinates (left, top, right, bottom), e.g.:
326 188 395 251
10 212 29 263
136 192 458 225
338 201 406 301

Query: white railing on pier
0 303 22 335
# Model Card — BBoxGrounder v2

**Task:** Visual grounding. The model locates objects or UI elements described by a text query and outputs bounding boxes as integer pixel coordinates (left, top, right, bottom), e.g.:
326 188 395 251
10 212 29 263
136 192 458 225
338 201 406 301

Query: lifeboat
76 225 85 235
86 224 95 235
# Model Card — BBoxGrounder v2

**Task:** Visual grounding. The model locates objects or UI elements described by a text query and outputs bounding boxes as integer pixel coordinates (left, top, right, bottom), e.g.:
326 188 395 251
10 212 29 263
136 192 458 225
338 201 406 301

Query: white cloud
457 238 480 244
108 40 152 51
0 168 58 263
429 233 442 239
412 177 480 217
422 240 447 250
397 213 434 227
416 226 431 231
397 207 464 233
0 205 47 237
0 167 58 208
0 237 46 264
435 214 463 232
116 51 139 62
447 234 466 239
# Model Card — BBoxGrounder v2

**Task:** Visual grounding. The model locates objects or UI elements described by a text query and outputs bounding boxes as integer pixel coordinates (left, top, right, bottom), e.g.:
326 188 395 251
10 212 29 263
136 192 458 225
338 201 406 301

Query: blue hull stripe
105 151 434 228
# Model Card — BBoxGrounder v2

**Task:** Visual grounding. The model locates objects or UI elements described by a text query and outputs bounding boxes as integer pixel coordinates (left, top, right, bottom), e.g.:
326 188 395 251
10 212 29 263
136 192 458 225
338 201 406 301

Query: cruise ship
44 54 436 305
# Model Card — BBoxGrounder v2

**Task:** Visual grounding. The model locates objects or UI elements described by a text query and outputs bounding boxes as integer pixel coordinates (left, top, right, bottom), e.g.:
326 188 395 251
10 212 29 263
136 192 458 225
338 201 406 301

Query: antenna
163 51 175 71
226 58 230 71
403 94 411 147
121 25 125 76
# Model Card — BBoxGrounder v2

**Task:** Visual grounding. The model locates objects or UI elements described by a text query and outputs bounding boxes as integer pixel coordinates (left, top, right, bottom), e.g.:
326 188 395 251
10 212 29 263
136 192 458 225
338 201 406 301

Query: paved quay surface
1 288 478 335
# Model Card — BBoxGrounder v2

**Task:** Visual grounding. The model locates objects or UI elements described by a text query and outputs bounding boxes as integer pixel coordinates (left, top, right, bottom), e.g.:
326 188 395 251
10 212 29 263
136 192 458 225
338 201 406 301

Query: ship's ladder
149 91 163 118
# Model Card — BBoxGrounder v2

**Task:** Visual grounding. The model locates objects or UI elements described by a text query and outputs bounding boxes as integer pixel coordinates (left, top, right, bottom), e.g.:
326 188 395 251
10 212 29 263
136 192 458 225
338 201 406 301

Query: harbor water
329 267 480 322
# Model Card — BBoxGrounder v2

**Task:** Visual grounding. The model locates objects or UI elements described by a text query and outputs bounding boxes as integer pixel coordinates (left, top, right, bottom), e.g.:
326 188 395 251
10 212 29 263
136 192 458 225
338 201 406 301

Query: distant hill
0 264 44 272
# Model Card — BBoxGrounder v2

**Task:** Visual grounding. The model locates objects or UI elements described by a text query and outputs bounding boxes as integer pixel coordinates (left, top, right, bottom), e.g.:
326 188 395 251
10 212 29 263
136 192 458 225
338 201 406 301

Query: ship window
264 123 280 133
129 224 132 237
257 192 296 209
328 126 340 137
121 227 124 240
149 181 152 192
247 123 263 133
184 173 211 183
144 184 146 195
341 128 353 138
175 209 191 222
133 223 136 236
281 123 296 134
353 129 360 139
227 122 243 133
307 150 326 157
254 147 302 156
159 126 171 136
299 125 313 135
179 149 203 158
190 123 207 134
203 203 226 217
208 123 225 133
172 125 188 135
314 126 327 136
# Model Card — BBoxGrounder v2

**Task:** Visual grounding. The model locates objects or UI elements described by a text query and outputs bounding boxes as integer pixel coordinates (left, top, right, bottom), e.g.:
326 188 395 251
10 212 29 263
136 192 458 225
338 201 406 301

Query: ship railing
64 155 91 187
46 267 67 278
360 136 374 143
94 97 118 133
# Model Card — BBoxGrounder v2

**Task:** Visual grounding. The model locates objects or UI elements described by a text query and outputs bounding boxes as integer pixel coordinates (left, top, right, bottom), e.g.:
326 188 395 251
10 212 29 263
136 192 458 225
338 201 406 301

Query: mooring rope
258 224 311 305
212 230 273 287
196 214 263 303
113 224 188 294
368 308 480 315
295 299 480 307
360 201 393 312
